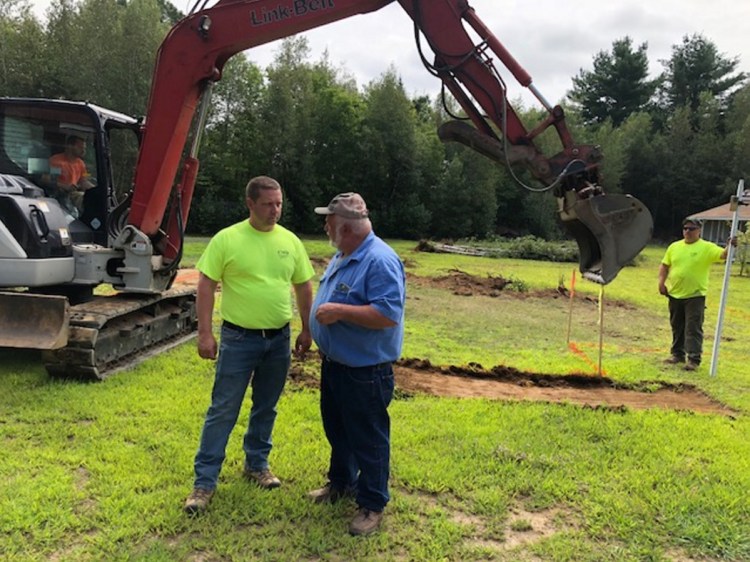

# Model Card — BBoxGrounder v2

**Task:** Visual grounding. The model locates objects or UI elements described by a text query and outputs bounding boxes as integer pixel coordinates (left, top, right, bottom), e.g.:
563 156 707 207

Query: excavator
0 0 652 379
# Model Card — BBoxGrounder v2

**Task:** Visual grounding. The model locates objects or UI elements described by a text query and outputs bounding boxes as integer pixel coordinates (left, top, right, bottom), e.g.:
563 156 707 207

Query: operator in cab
48 135 95 217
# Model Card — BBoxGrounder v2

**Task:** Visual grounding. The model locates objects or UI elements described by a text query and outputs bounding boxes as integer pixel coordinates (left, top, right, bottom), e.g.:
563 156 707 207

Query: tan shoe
184 487 214 515
349 508 384 536
244 468 281 489
307 483 355 504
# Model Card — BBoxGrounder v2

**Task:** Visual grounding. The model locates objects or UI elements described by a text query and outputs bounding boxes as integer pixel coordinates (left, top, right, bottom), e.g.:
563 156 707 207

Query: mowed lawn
1 238 749 561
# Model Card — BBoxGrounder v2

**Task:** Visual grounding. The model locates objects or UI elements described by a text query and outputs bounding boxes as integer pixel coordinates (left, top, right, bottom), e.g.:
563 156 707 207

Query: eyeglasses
683 226 699 231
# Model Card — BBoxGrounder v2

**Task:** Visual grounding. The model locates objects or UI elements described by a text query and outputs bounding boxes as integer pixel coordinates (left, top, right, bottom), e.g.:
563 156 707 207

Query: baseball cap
314 192 369 219
682 217 702 227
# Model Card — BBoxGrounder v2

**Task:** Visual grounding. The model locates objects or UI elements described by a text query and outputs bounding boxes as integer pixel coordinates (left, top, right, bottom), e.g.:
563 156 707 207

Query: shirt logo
335 282 350 294
278 249 290 258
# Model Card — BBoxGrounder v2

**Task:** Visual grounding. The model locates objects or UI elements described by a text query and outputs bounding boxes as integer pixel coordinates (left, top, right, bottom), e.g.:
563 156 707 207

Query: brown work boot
307 483 355 504
349 507 384 536
663 356 683 365
184 487 214 515
683 362 700 372
244 468 281 489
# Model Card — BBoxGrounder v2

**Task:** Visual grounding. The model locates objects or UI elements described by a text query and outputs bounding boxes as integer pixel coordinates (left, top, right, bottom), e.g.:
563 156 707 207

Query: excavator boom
0 0 653 378
130 0 651 284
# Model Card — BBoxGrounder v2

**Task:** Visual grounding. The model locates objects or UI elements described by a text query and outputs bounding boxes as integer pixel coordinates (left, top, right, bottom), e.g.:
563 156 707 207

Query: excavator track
41 286 197 380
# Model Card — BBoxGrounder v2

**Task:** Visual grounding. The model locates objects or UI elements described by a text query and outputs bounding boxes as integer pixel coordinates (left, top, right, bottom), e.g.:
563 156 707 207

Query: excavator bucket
0 291 69 350
560 193 653 285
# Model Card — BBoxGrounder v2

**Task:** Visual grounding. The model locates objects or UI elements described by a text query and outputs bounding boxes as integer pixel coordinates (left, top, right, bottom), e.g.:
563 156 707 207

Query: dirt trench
289 358 735 416
174 268 736 416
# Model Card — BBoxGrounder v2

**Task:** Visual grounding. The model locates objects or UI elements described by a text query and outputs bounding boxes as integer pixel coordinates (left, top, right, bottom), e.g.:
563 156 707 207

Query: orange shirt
49 153 88 186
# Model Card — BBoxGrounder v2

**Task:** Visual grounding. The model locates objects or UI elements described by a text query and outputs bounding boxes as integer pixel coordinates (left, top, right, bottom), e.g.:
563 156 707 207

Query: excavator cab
0 99 141 351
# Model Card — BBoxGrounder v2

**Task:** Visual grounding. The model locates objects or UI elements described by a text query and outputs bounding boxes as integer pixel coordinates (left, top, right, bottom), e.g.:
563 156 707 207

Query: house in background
688 200 750 245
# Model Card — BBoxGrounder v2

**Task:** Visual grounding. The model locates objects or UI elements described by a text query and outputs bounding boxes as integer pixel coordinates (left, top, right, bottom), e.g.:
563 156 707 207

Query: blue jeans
320 358 394 512
193 324 291 490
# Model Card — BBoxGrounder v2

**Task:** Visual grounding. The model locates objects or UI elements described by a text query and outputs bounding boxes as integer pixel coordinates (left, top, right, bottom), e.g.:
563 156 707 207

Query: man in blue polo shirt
307 192 406 536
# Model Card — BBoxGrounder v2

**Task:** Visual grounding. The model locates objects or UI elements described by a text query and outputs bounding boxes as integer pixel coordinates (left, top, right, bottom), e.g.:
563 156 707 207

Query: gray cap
682 217 703 227
314 192 369 219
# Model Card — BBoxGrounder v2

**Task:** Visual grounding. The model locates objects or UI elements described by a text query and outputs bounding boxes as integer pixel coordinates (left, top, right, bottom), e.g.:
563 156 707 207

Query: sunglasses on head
683 226 699 231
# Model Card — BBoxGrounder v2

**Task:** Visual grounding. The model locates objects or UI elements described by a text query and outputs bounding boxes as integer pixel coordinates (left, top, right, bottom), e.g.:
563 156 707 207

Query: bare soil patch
176 269 733 416
393 359 734 416
290 359 735 416
407 269 636 308
173 268 201 287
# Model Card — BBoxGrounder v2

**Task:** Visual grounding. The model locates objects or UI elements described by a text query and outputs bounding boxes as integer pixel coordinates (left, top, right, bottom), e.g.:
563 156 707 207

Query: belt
223 320 288 339
320 353 391 371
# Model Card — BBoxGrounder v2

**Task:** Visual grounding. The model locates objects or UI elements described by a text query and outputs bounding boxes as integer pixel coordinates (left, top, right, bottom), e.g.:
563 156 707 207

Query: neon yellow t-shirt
662 239 724 299
196 221 314 328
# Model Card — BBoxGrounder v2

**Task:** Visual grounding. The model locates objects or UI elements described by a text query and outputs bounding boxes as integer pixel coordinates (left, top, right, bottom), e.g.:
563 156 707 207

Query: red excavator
0 0 652 378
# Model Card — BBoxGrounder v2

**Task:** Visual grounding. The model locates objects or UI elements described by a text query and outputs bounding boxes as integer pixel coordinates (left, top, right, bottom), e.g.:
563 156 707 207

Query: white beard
328 223 345 249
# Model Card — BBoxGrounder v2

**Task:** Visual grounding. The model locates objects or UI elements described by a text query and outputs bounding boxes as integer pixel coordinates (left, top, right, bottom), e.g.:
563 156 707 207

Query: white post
709 179 746 377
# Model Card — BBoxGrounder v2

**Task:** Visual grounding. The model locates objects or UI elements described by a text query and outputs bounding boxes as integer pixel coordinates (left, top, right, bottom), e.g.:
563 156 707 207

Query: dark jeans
668 296 706 365
193 323 291 490
320 358 394 512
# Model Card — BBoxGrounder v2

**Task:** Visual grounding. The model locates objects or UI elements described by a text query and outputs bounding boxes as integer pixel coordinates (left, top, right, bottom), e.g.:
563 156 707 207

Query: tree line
2 0 748 241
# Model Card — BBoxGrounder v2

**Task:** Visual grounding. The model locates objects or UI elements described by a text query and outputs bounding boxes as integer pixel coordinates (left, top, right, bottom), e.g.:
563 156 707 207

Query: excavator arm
129 0 652 285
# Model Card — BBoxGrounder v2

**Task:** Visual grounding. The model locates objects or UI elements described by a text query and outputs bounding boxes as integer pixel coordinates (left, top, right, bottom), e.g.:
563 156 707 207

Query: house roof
689 201 750 222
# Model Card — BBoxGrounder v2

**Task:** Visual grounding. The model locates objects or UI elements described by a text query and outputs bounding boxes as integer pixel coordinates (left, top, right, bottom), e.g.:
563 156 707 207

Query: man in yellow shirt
658 218 731 371
184 176 314 514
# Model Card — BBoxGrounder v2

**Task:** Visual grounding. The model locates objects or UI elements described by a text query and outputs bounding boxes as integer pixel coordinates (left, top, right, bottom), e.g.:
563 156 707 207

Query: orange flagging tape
567 341 608 376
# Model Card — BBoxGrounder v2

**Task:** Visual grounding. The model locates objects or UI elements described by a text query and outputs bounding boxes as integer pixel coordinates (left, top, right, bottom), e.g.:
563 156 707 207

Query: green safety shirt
662 239 724 299
196 220 314 329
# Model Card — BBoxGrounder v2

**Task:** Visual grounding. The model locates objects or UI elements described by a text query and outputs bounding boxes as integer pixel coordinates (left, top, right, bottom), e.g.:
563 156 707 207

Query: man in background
658 218 734 371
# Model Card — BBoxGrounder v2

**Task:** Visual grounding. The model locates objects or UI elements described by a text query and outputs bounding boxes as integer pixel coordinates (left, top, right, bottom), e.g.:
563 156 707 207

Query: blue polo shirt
310 232 405 367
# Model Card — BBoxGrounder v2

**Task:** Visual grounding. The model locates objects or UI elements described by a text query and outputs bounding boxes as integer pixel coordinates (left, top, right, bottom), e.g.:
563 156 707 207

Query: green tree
616 112 668 237
428 151 497 239
40 0 168 111
109 0 170 115
155 0 183 25
658 34 746 115
0 2 47 96
306 55 367 217
568 37 657 126
658 94 732 234
259 37 355 233
724 84 750 188
190 56 266 234
359 68 428 237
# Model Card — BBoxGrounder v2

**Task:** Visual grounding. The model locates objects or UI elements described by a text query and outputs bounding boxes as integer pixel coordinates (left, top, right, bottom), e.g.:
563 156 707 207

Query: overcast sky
31 0 749 108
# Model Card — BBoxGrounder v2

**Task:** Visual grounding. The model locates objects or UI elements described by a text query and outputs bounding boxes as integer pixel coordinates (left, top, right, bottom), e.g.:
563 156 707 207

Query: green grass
1 238 749 561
